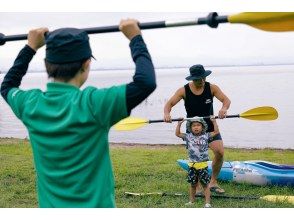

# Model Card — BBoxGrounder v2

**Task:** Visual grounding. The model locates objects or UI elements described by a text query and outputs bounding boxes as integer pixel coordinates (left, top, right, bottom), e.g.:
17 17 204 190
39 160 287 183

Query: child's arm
209 116 220 138
175 120 185 139
1 28 48 102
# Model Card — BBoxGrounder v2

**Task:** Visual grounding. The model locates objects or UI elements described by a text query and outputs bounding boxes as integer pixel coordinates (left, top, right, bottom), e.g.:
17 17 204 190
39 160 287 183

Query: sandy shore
0 138 293 151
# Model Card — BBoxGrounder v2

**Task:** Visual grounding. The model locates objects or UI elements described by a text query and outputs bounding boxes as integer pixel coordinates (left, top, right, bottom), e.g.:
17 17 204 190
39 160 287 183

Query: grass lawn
0 138 293 208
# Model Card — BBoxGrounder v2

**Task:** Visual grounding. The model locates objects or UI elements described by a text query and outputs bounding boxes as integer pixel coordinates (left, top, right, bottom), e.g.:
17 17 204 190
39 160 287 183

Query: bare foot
209 185 225 194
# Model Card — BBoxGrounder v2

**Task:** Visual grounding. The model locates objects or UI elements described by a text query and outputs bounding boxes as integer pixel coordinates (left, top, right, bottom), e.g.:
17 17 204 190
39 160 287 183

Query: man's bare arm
164 87 185 122
211 84 231 119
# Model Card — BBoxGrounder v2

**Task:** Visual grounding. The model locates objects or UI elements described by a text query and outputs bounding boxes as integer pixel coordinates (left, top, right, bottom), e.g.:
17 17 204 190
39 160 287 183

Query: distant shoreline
1 63 294 75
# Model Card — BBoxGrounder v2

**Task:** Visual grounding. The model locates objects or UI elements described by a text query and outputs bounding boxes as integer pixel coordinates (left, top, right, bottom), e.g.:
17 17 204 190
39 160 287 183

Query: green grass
0 138 293 208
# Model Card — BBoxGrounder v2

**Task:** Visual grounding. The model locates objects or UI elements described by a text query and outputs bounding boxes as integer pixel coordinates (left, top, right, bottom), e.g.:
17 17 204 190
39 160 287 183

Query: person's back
1 19 156 207
19 84 126 207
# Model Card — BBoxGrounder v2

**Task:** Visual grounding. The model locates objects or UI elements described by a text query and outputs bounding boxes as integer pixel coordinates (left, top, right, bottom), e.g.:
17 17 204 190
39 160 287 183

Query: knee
210 141 225 160
214 148 224 160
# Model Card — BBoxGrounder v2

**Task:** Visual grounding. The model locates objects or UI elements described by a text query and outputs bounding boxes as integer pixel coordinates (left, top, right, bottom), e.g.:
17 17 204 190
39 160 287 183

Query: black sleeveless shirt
184 82 214 132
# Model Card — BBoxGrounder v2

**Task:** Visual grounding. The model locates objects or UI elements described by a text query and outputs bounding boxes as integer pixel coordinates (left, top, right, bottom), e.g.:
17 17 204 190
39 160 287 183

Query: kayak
177 159 294 187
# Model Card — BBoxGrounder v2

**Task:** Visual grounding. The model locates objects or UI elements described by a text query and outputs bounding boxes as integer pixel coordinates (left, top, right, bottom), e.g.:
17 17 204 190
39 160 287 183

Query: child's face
191 122 203 135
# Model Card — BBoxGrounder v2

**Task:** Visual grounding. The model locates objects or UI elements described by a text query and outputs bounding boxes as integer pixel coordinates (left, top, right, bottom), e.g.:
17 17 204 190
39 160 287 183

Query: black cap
185 64 212 81
45 28 95 64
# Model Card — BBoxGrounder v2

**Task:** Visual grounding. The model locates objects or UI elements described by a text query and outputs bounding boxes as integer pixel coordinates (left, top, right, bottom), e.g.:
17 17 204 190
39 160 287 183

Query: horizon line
1 62 294 74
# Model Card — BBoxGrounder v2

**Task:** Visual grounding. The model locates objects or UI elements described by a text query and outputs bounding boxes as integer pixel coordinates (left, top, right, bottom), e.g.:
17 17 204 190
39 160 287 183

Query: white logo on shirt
205 99 212 104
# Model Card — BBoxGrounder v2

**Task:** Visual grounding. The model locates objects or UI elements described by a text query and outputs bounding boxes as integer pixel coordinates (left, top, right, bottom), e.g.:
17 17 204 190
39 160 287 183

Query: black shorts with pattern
187 167 211 186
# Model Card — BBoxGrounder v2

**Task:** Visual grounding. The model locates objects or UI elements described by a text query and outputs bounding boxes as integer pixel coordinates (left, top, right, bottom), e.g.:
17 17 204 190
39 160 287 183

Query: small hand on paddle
119 19 141 41
210 116 216 122
177 118 185 125
27 27 48 51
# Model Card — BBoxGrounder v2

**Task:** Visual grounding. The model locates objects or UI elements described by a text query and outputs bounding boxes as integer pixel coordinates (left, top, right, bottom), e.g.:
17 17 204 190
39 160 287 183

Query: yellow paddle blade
240 106 278 121
228 12 294 32
261 195 294 205
113 117 148 131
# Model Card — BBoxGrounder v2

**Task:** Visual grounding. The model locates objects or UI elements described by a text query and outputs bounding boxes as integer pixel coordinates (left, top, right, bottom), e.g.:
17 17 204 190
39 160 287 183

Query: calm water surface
0 65 294 149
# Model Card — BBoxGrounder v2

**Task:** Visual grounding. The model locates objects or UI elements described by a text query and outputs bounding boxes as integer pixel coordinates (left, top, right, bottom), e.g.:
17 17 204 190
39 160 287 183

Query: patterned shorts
187 167 211 186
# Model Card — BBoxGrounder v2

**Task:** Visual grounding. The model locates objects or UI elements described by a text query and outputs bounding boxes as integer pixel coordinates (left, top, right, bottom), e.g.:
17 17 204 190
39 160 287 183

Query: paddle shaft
0 13 228 45
149 118 184 123
125 192 259 200
149 115 240 123
208 115 240 119
198 194 259 200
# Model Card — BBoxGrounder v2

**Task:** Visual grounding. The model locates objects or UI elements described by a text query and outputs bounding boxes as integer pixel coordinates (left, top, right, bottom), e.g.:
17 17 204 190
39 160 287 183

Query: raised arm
211 84 231 119
1 28 48 102
120 19 156 115
164 87 185 122
175 120 185 139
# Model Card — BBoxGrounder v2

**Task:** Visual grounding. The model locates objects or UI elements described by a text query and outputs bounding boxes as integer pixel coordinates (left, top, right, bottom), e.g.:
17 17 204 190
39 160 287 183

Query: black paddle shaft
148 114 240 124
125 192 259 200
0 13 228 46
149 118 183 123
160 192 259 199
198 194 259 200
203 114 240 119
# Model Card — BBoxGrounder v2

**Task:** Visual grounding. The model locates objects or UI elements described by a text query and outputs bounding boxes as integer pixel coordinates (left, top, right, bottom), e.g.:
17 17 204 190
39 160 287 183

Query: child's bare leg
189 184 197 203
201 184 211 204
195 181 203 194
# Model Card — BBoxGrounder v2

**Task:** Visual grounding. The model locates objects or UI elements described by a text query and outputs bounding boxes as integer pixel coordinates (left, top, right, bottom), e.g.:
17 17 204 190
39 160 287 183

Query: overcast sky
1 12 294 71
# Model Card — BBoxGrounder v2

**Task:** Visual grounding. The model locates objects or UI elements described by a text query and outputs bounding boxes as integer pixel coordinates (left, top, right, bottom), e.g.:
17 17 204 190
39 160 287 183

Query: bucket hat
186 117 208 133
185 64 212 81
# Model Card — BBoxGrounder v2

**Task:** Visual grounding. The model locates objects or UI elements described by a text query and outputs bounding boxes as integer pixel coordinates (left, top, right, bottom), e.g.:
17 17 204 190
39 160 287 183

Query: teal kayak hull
177 160 294 187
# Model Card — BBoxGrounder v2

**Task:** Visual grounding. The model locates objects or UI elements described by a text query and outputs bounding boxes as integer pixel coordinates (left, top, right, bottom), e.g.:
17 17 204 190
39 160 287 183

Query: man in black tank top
164 64 231 194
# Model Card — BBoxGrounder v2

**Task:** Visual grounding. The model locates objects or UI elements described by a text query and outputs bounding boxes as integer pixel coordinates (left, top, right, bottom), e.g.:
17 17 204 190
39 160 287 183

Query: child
175 117 219 208
0 19 156 207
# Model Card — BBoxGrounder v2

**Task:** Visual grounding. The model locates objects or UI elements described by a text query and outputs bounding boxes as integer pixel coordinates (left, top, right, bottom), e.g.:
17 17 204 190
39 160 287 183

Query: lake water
1 65 294 149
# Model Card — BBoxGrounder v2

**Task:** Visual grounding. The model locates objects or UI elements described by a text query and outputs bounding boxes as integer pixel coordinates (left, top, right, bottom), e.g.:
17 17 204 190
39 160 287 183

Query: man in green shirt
1 19 156 207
